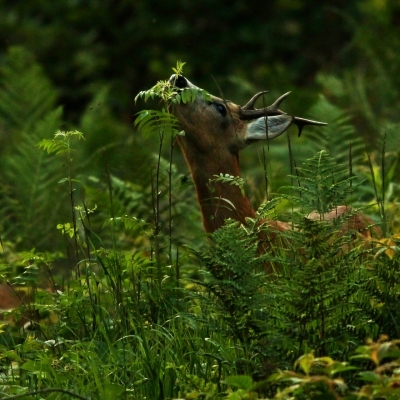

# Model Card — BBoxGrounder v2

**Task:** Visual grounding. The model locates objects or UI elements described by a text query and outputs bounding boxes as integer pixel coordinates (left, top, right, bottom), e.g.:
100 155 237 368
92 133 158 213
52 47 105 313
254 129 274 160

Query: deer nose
169 74 187 88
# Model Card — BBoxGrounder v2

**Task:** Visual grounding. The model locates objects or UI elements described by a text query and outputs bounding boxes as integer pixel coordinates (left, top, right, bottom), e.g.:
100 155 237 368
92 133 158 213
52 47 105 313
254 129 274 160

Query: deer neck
177 139 255 232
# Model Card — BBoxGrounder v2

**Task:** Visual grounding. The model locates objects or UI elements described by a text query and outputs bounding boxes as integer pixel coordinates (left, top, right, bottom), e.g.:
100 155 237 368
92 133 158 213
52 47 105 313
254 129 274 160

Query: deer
168 74 380 242
0 283 56 331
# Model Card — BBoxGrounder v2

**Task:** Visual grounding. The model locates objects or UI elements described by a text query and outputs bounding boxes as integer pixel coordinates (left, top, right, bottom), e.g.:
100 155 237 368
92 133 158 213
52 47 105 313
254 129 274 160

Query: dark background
2 0 396 122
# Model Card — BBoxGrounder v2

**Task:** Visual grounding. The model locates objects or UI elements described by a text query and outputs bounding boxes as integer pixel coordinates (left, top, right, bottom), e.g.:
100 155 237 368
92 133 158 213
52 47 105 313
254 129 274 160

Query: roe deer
168 74 379 238
0 283 56 330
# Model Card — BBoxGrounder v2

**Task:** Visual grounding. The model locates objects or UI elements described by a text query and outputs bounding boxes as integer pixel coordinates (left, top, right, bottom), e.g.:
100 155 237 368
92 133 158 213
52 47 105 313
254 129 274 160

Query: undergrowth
0 60 399 399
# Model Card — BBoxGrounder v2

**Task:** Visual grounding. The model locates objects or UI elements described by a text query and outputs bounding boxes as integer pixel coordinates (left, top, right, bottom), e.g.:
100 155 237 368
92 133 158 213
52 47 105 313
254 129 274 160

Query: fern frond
134 110 182 138
0 47 58 148
280 150 358 214
0 108 65 250
305 94 364 167
38 130 84 155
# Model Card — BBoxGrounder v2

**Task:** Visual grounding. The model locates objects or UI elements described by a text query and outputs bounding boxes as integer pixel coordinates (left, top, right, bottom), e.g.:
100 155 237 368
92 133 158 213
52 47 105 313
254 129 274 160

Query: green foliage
0 0 381 125
134 109 182 138
188 152 392 387
305 95 365 167
135 61 212 107
195 219 268 351
0 46 58 151
212 174 246 197
266 153 379 358
1 135 399 399
79 86 129 155
0 48 68 253
0 73 397 397
0 109 65 251
265 337 400 400
38 130 85 155
281 150 357 214
354 235 400 339
0 49 203 260
1 15 400 397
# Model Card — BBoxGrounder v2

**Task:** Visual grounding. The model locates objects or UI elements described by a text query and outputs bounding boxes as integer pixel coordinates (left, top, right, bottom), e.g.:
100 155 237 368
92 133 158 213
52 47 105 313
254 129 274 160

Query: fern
211 174 246 197
356 241 400 339
193 152 384 368
305 95 364 167
0 47 58 152
0 47 66 251
194 219 269 348
79 157 200 251
263 152 380 358
280 150 357 215
79 85 131 159
269 216 368 358
0 108 65 250
134 109 182 138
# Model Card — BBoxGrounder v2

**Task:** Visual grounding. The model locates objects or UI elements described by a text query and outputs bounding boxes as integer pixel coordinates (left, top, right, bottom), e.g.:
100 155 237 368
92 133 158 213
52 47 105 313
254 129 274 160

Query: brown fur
0 284 34 327
0 284 56 329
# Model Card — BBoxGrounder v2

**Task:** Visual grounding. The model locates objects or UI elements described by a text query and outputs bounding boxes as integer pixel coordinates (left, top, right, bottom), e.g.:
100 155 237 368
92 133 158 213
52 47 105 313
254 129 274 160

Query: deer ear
245 114 294 143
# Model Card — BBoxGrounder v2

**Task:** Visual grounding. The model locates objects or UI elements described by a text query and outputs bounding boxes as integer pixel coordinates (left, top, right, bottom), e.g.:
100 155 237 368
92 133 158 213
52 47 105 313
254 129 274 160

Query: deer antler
239 91 327 136
241 91 269 111
239 91 291 120
293 117 328 137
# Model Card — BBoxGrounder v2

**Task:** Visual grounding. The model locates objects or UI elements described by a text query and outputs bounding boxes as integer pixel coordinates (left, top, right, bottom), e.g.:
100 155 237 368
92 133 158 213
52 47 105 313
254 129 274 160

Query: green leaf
224 375 253 390
102 383 125 397
21 360 54 374
181 90 188 104
327 363 357 376
358 371 382 383
295 353 315 375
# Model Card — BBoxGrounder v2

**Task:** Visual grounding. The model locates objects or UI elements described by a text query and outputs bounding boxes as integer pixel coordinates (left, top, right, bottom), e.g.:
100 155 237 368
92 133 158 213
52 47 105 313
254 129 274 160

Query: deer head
168 74 327 232
169 74 326 152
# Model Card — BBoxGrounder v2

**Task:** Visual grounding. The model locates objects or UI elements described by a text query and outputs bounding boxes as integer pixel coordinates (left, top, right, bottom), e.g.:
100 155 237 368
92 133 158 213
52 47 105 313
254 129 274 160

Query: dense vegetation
1 1 400 399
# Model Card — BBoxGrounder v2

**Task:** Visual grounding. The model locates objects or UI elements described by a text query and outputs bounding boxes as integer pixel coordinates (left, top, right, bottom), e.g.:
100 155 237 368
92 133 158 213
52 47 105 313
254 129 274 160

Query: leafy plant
0 54 399 400
135 61 212 107
0 48 65 252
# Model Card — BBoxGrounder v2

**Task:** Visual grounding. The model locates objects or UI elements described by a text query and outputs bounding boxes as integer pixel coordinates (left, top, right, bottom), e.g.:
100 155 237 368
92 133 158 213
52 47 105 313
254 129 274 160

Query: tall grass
0 55 400 399
0 121 399 399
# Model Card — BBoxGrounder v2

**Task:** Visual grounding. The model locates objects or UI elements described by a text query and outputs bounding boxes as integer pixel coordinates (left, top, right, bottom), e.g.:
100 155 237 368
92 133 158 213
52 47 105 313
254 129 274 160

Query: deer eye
214 103 227 117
